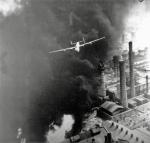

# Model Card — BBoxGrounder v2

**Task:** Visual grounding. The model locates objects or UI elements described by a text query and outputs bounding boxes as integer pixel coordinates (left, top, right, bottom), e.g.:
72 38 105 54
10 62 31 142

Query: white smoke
120 1 150 64
0 0 23 16
122 1 150 51
46 115 74 143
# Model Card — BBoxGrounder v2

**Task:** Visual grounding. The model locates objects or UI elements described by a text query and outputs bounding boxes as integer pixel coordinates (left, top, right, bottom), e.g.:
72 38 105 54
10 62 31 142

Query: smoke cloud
122 0 150 51
0 0 141 141
0 0 24 16
47 115 74 143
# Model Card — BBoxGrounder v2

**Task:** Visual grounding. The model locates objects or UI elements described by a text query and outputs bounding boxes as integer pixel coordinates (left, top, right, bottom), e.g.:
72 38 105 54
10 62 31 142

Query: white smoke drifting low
46 115 74 143
122 1 150 63
0 0 24 16
122 1 150 51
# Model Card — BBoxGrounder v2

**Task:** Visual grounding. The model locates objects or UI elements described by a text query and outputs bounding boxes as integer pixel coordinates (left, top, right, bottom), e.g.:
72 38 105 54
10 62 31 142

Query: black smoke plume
0 0 137 141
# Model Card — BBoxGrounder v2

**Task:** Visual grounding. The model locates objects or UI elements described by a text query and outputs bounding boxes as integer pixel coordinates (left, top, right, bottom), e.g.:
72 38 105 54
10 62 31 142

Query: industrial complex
60 41 150 143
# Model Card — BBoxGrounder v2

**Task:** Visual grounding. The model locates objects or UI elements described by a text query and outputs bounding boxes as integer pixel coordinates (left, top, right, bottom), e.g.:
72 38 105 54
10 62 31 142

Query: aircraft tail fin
83 37 85 43
70 41 76 45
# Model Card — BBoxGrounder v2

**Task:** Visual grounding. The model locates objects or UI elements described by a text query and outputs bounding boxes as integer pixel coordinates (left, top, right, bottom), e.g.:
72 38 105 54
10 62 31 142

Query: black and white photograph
1 0 150 143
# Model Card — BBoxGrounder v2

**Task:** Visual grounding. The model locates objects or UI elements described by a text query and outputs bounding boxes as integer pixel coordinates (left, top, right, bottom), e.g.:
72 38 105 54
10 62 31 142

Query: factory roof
101 101 124 116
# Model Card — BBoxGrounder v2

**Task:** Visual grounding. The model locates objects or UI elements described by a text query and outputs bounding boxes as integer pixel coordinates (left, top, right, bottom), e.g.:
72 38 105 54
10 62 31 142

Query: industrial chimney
146 75 149 93
113 55 120 77
129 41 135 98
97 61 106 98
119 60 128 108
99 71 106 97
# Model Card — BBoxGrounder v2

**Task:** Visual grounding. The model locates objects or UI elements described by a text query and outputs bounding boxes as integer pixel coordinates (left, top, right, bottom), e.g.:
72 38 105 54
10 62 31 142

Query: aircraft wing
80 36 105 47
48 46 75 53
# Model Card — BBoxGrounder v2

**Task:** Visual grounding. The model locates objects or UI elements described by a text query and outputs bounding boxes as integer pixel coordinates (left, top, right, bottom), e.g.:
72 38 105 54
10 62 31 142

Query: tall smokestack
97 61 106 98
129 41 135 98
99 71 106 97
146 75 149 93
113 55 119 77
113 55 121 99
119 60 128 108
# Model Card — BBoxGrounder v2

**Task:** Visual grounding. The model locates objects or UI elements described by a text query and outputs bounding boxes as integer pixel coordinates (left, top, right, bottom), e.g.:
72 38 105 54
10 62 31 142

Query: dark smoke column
119 60 128 108
129 41 135 98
